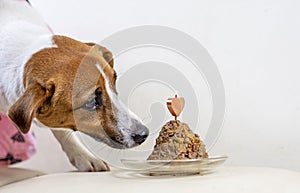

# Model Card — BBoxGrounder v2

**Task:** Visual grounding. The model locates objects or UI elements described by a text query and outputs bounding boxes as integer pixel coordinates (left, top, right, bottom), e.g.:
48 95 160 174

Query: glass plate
121 156 227 176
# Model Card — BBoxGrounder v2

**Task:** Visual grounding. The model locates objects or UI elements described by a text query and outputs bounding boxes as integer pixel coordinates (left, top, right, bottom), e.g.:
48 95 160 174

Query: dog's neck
0 0 54 112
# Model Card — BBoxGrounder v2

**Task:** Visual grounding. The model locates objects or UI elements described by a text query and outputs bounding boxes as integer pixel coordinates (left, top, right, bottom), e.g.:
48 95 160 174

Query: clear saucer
121 156 227 176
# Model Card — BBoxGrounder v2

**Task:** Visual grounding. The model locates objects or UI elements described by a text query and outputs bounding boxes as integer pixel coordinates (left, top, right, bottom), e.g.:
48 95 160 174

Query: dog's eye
83 98 98 111
83 88 103 111
95 88 102 96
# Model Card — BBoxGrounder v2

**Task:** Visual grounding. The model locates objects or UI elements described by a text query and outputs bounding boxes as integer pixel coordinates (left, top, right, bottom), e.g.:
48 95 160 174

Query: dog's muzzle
110 119 149 148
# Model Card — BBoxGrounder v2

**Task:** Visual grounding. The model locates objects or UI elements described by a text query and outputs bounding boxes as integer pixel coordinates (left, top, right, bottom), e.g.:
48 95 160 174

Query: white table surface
0 167 44 187
0 167 299 193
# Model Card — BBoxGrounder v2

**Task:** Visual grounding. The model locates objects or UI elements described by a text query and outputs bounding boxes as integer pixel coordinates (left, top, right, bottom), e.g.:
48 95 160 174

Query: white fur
0 0 54 112
96 64 147 148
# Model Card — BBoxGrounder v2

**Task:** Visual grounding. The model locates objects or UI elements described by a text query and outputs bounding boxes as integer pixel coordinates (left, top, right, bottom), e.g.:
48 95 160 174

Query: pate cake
147 120 208 160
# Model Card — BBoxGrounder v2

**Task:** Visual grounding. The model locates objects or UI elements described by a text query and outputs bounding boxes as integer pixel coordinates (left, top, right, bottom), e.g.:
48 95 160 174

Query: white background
15 0 300 172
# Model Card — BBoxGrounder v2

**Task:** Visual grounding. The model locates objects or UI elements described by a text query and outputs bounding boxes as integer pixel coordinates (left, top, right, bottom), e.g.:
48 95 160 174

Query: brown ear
85 43 114 68
8 82 54 134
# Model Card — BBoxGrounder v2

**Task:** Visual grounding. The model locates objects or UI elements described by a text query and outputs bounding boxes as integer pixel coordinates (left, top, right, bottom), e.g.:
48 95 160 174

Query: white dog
0 0 148 171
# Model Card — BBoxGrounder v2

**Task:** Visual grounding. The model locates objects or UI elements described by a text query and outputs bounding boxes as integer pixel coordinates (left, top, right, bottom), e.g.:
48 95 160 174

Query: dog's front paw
51 129 110 172
70 154 110 172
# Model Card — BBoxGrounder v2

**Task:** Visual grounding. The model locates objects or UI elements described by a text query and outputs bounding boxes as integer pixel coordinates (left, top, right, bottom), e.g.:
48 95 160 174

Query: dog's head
8 35 149 149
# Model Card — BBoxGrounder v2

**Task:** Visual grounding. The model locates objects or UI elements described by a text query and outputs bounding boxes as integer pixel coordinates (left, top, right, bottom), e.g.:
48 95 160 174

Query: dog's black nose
131 125 149 145
131 133 148 144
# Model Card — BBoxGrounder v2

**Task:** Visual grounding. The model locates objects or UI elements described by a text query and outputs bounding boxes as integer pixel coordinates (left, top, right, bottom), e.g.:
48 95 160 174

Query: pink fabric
0 114 36 166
